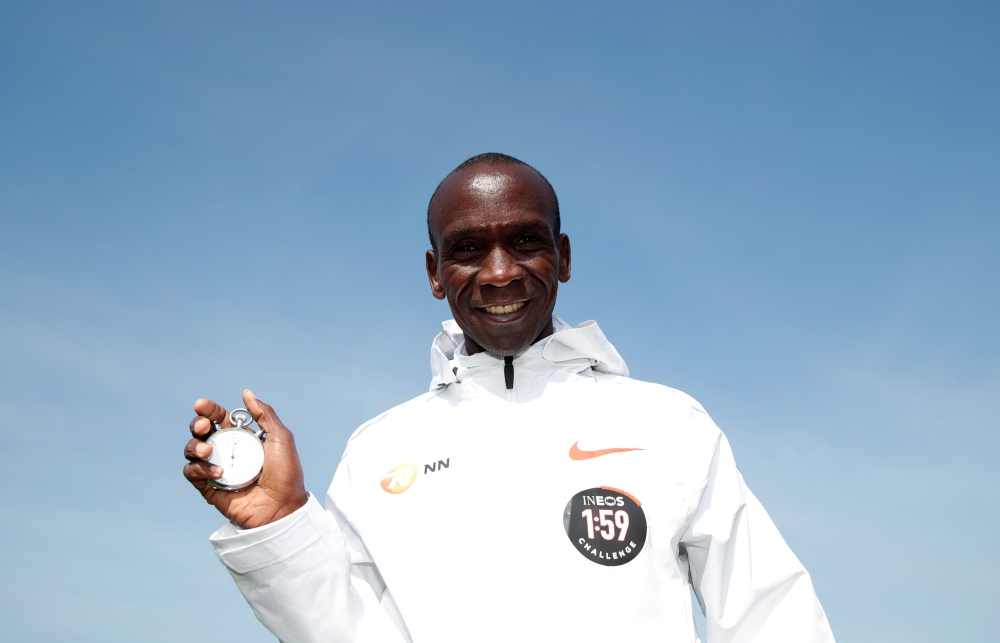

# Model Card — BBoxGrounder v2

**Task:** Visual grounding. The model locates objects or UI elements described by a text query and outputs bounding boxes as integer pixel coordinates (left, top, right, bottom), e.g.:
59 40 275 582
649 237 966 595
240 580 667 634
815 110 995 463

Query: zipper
504 356 515 402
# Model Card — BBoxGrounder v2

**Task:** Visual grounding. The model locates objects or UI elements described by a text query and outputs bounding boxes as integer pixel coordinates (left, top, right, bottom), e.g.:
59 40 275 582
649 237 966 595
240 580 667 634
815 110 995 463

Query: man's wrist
233 491 310 530
268 492 310 525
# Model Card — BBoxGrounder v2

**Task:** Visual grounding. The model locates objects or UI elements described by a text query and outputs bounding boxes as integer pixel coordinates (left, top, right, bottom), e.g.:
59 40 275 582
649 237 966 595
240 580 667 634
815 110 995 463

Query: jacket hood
429 316 629 391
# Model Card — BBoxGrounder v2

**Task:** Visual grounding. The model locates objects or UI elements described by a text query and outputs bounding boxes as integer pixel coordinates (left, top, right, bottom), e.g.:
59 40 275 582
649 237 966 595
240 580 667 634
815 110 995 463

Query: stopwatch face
206 428 265 491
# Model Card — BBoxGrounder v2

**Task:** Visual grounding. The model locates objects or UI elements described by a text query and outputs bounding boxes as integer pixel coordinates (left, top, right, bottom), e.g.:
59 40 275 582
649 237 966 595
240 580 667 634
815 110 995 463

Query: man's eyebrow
507 221 553 237
441 222 552 247
441 228 477 246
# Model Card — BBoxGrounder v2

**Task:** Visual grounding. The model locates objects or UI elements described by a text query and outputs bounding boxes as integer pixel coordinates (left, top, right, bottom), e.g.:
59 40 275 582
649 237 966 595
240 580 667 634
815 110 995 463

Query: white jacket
210 318 835 643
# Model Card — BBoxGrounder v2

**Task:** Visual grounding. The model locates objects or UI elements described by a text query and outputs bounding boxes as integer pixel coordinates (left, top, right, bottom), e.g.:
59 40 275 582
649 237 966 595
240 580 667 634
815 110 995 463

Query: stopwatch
205 408 266 492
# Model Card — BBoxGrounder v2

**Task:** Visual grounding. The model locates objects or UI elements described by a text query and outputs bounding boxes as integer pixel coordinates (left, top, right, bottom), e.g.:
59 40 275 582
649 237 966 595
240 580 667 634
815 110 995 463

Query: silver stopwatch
205 408 266 492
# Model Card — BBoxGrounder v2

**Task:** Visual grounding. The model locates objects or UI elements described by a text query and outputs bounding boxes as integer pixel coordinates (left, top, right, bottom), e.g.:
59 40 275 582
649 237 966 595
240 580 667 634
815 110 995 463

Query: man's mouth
481 301 526 314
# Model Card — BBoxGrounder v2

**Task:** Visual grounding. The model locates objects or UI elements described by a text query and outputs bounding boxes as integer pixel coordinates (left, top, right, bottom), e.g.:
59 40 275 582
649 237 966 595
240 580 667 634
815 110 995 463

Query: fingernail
211 466 223 477
246 389 257 400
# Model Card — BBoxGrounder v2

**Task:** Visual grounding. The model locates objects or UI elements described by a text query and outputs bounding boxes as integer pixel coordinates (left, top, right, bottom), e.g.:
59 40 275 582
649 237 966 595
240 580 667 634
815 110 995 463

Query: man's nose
478 246 522 288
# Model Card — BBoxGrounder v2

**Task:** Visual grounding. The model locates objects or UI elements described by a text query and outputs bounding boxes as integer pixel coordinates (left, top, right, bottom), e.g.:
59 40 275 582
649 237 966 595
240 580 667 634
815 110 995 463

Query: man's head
425 153 571 357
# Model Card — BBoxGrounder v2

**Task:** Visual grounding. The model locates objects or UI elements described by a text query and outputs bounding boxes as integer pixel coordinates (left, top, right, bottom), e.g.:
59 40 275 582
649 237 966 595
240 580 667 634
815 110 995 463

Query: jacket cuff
209 493 327 574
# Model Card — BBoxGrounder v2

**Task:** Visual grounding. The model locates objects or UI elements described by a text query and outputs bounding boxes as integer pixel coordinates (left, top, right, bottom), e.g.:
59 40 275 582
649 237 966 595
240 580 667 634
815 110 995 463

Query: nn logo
381 463 417 494
424 459 450 474
381 458 451 494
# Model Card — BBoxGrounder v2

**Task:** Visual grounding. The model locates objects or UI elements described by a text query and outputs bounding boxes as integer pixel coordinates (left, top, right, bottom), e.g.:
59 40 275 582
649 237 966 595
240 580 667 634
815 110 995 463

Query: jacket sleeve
209 468 410 642
680 431 836 643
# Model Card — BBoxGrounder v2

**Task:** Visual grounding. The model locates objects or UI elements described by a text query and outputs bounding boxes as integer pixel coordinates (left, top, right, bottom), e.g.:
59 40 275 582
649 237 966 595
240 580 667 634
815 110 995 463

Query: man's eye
454 243 477 254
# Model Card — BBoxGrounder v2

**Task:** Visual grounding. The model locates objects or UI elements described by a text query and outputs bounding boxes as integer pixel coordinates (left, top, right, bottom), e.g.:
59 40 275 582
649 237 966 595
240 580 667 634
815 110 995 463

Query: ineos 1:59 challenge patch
563 486 647 566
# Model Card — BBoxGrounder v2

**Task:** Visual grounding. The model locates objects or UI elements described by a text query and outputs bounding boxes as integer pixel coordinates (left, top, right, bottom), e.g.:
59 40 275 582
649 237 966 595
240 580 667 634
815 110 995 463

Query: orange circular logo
380 462 417 494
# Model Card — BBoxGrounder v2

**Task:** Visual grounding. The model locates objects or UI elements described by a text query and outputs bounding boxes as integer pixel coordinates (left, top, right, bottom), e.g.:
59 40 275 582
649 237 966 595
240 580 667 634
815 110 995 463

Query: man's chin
459 314 551 357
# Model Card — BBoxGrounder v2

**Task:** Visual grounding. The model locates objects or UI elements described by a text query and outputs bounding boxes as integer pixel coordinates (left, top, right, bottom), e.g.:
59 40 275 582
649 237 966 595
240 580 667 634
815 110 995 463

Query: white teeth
484 301 525 314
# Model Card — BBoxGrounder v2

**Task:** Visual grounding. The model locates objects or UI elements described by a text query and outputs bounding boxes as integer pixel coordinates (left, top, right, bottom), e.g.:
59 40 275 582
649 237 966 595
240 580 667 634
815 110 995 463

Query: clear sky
1 2 998 641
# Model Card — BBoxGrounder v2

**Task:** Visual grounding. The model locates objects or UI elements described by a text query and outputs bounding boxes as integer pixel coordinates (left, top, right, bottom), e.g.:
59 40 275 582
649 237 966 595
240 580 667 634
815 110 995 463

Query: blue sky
1 2 998 641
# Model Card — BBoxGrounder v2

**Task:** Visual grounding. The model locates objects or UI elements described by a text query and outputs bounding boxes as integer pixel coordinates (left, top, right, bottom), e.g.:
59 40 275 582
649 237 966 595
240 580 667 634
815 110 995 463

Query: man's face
426 164 571 356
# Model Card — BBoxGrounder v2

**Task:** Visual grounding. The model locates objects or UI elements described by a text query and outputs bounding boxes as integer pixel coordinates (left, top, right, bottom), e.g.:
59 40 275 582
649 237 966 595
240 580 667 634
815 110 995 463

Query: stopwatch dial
206 430 264 488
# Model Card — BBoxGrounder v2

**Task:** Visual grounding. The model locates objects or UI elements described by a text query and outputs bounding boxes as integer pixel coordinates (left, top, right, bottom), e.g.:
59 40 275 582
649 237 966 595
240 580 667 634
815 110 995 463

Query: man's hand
183 389 308 530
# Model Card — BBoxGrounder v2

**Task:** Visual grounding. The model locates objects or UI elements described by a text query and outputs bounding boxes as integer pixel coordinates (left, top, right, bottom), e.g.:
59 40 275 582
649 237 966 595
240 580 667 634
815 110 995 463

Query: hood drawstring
504 356 514 390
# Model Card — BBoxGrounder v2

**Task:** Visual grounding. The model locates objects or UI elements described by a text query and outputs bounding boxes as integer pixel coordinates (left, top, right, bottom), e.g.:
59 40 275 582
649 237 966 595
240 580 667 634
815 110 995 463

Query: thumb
242 389 287 436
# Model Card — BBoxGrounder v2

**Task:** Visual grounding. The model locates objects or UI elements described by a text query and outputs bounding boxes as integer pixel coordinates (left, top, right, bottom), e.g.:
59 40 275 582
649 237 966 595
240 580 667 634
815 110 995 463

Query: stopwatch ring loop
229 408 253 427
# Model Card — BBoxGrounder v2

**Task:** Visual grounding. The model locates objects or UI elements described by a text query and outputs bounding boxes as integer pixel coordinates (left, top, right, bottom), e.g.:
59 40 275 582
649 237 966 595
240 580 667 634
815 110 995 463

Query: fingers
194 398 230 423
189 416 214 438
183 459 224 483
190 398 230 438
183 438 222 482
184 437 213 461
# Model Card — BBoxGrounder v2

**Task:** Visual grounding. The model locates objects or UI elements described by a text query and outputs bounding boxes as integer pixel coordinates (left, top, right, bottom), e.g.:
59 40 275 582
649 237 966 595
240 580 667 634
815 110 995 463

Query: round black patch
563 486 647 566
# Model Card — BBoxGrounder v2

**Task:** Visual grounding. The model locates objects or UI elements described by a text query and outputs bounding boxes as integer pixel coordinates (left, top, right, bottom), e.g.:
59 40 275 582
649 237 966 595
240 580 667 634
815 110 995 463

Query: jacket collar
429 315 628 391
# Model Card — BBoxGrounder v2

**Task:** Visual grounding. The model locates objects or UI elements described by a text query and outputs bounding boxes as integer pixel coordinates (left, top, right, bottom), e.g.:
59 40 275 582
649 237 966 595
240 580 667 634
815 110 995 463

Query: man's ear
426 250 446 300
557 234 572 283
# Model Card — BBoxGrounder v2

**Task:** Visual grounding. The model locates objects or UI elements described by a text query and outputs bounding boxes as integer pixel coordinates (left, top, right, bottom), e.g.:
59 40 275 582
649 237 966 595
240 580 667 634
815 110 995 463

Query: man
184 153 835 642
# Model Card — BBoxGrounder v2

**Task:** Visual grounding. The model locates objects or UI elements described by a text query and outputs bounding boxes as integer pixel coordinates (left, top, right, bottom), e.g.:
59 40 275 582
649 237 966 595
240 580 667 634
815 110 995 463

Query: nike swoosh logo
569 441 645 461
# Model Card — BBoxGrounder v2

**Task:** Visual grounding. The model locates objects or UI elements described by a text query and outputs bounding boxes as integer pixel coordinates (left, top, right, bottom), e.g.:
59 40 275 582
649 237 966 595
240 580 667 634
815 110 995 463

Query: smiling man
425 156 569 359
184 153 835 643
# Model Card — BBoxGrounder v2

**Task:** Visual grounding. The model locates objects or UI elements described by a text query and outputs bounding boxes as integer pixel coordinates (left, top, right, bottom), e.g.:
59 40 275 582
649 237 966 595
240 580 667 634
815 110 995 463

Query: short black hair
427 152 560 251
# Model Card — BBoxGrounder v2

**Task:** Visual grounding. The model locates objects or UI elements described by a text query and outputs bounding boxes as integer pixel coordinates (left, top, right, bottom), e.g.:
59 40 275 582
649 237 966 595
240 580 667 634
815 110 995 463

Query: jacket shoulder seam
343 390 444 454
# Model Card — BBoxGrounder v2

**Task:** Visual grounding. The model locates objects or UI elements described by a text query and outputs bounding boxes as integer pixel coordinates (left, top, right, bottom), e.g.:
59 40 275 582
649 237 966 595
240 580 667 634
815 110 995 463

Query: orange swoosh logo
569 441 644 461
